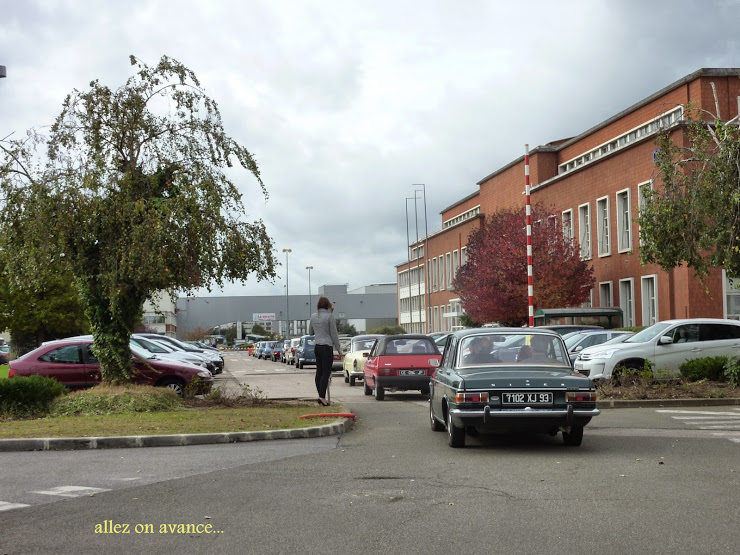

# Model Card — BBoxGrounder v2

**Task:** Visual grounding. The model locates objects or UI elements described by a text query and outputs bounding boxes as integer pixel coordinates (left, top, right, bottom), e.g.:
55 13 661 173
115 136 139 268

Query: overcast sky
2 0 739 299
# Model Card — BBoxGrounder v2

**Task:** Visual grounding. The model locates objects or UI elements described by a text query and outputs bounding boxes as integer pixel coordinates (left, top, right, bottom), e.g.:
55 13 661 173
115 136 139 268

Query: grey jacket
308 309 341 351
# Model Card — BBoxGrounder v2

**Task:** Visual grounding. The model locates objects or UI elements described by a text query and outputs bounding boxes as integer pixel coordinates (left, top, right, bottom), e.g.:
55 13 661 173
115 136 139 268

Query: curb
0 416 355 453
597 397 740 409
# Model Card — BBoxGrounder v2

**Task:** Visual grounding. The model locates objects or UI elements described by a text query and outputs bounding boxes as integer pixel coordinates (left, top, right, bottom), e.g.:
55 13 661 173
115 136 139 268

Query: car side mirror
659 335 673 345
575 346 583 352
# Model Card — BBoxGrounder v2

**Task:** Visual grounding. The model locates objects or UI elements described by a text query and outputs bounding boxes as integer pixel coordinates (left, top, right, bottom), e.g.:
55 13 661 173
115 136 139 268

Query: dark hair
317 296 332 310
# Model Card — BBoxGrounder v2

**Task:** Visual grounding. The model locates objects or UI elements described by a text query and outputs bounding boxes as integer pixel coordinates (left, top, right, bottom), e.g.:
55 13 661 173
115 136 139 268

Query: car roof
450 327 562 339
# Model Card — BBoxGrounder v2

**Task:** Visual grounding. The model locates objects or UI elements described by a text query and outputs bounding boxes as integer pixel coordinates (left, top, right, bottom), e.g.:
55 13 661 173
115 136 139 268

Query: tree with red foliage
453 205 594 326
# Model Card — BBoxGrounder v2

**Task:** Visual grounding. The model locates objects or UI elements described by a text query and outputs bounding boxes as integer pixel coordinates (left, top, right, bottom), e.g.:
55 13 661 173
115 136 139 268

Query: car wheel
430 401 444 432
612 363 643 385
363 380 372 396
159 378 185 398
298 360 304 369
374 381 385 401
344 372 349 383
446 408 465 447
349 376 356 387
563 425 584 446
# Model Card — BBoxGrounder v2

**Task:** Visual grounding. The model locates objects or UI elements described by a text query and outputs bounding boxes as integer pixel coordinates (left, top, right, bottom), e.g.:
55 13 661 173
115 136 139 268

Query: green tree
0 55 276 383
367 325 406 335
337 322 357 336
0 254 88 355
638 103 740 280
250 323 269 337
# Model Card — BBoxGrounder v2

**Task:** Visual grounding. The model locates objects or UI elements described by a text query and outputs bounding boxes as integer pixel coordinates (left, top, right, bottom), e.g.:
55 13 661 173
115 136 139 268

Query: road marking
32 486 110 497
655 408 740 442
0 501 31 512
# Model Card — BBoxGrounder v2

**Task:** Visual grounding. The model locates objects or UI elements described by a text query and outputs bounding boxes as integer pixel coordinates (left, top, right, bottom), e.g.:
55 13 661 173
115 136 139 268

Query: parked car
333 337 352 372
342 334 383 386
296 335 316 369
262 341 276 361
429 328 600 448
271 341 284 362
573 318 740 381
135 333 224 374
0 344 9 365
562 330 635 364
363 334 441 400
254 341 267 358
285 337 301 365
128 336 212 369
280 339 291 363
8 338 213 397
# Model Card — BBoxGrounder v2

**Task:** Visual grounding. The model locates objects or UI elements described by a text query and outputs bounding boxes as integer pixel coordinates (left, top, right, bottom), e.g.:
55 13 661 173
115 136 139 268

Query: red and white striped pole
525 144 534 327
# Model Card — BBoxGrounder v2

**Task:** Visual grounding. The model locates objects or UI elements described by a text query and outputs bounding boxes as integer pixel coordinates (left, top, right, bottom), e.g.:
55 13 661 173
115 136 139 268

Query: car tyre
298 360 304 369
446 409 465 447
363 380 372 395
562 425 584 446
430 401 444 432
375 382 385 401
159 378 185 398
349 376 356 386
344 373 349 383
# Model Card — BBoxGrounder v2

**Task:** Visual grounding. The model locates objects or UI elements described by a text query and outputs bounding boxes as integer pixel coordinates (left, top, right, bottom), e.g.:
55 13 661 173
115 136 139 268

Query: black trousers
314 344 333 398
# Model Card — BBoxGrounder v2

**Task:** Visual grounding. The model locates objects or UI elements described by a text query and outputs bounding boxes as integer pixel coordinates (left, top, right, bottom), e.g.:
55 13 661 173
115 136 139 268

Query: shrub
0 375 68 418
679 356 729 382
50 384 183 417
723 357 740 386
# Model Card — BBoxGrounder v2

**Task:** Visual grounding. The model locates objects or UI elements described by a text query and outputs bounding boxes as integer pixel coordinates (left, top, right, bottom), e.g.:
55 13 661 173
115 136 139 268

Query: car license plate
502 392 553 405
399 369 424 376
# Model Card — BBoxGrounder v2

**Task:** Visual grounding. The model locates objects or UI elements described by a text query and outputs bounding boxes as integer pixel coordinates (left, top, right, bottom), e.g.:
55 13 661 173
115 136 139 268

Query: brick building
397 68 740 332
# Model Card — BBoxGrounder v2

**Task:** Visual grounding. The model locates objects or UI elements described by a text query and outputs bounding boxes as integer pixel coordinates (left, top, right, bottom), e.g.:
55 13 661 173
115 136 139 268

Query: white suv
573 318 740 381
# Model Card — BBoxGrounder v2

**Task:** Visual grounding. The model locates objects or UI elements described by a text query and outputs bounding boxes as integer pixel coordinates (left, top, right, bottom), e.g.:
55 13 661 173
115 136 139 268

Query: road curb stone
0 416 354 452
598 397 740 409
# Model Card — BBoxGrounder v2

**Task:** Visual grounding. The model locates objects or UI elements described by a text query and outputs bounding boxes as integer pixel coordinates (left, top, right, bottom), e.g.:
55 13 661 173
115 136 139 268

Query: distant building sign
253 313 276 321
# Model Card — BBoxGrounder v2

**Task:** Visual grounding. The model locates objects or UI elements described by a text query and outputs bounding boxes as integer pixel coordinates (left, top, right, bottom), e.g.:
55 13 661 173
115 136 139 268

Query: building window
453 250 459 279
723 270 740 320
438 256 446 290
562 209 573 243
461 246 467 266
578 203 591 259
641 275 658 326
619 278 635 327
616 189 632 252
599 282 613 307
596 196 611 256
432 258 438 291
446 253 453 289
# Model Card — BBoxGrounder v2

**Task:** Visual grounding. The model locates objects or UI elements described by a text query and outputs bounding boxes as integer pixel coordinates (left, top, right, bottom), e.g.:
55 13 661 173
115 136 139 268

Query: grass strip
0 405 347 439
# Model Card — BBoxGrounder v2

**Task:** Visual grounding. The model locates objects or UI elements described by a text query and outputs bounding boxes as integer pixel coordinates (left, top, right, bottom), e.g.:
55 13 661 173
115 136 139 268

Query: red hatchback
9 338 213 397
363 335 441 401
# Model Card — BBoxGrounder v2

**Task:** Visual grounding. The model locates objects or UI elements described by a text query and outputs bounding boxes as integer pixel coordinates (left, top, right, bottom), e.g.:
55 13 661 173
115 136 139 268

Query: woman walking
308 296 342 406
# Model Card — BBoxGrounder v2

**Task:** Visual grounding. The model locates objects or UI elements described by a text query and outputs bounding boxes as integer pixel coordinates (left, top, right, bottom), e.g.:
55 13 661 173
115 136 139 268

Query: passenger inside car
463 336 496 364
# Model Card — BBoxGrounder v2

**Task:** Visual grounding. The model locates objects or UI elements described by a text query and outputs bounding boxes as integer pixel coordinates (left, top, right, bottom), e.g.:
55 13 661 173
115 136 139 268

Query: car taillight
567 391 597 402
8 368 17 378
378 368 395 376
456 392 489 403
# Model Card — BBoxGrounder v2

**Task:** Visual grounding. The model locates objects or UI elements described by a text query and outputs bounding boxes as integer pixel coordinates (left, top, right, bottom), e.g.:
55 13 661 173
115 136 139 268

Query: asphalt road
1 353 739 554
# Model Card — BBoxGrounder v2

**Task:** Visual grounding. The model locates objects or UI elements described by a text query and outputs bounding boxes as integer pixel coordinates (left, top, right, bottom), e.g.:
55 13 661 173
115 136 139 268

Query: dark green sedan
429 328 600 448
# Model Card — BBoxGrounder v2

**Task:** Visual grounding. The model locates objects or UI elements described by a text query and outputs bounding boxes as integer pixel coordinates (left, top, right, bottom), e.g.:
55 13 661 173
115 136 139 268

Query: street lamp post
282 248 292 337
405 197 415 332
306 266 313 319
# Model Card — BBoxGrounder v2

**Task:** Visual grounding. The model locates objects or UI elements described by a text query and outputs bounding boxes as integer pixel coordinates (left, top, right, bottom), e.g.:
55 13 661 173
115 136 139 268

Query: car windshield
132 337 171 354
130 344 155 360
458 332 570 367
353 339 376 351
624 323 671 343
383 338 436 355
564 333 589 349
